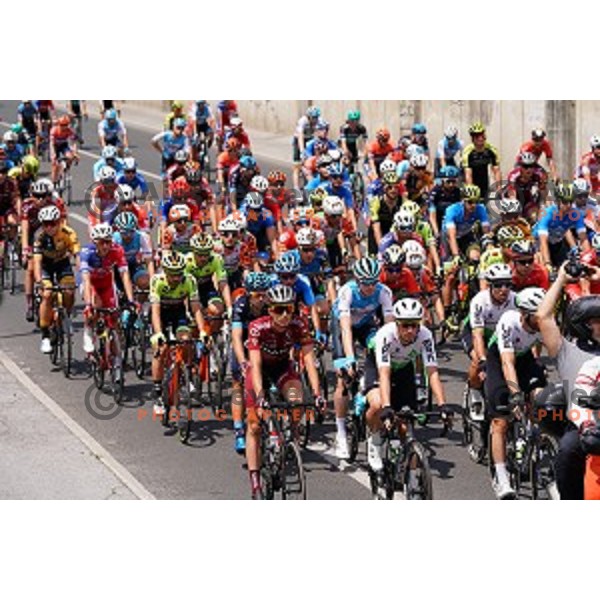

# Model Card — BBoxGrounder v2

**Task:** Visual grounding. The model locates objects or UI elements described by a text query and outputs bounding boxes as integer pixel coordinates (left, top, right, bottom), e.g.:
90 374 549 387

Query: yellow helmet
461 184 481 201
469 122 486 135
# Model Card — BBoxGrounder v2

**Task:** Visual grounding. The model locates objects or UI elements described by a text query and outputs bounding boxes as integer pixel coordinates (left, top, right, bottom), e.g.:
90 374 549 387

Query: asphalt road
0 99 496 499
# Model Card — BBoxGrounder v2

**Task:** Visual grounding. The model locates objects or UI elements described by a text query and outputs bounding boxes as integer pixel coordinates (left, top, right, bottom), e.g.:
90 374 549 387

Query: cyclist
228 154 259 211
505 151 548 222
368 171 404 254
184 232 232 335
462 122 501 198
117 157 151 212
576 136 600 194
292 106 321 188
401 199 441 274
518 128 558 183
80 223 136 356
509 239 550 291
2 131 25 166
8 155 40 199
463 263 517 398
264 170 289 233
33 206 80 354
216 138 241 202
93 146 124 181
89 167 120 229
164 101 186 131
17 100 39 143
379 244 420 301
304 120 337 159
149 252 206 415
231 271 272 454
0 160 21 242
10 123 34 154
428 165 461 238
162 205 200 255
316 195 360 268
21 179 66 321
366 128 394 182
49 115 79 186
152 117 191 179
434 125 464 176
403 152 434 202
67 100 88 144
216 216 254 292
304 154 334 191
239 192 277 256
365 298 449 472
112 211 154 293
572 177 599 240
339 110 368 171
98 108 129 154
244 283 323 498
225 117 251 149
532 182 589 271
184 164 217 232
189 100 216 150
331 257 394 458
484 287 547 499
216 100 238 148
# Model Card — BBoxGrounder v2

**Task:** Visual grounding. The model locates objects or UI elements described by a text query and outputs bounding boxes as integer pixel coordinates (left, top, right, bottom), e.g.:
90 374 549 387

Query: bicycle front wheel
404 441 433 500
281 441 306 500
531 432 560 500
61 315 73 378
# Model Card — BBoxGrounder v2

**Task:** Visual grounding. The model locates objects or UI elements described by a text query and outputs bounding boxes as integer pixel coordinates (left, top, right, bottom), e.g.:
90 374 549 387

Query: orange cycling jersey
367 140 394 158
217 151 239 171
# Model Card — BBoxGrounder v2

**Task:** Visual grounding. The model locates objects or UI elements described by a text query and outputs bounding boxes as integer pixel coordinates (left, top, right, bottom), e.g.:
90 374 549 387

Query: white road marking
0 349 156 500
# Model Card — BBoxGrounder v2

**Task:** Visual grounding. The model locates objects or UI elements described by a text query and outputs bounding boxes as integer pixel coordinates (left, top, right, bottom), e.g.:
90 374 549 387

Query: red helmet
376 128 390 142
279 230 297 251
58 115 70 126
268 170 287 185
170 177 191 198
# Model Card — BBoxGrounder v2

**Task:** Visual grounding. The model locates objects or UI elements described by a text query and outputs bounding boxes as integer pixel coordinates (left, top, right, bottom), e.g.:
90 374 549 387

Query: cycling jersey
1 143 25 165
240 206 274 251
98 118 127 143
294 115 318 143
217 101 238 129
36 101 54 118
162 223 201 254
532 204 585 244
415 220 436 248
216 151 239 172
116 172 149 195
511 262 550 291
461 142 500 195
379 267 420 300
246 314 313 365
367 140 394 160
577 152 600 191
21 197 66 243
506 166 546 205
231 293 268 333
519 139 553 161
270 273 315 307
149 272 199 306
442 202 490 239
373 322 437 370
17 102 38 127
225 129 251 149
290 248 330 277
378 230 425 257
304 138 338 158
152 130 190 160
184 252 227 288
469 289 517 336
50 126 77 152
189 103 214 127
323 181 353 209
0 177 19 216
428 184 461 229
339 123 368 160
491 310 541 356
80 243 128 288
333 280 393 328
436 137 464 161
112 230 152 265
33 225 80 262
228 165 256 205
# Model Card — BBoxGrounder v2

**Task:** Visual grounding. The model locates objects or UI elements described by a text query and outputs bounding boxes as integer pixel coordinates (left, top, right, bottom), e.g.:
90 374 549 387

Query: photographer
537 261 600 499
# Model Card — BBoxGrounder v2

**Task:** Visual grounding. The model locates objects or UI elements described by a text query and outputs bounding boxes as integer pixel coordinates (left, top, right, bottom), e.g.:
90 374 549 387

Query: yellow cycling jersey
33 225 80 263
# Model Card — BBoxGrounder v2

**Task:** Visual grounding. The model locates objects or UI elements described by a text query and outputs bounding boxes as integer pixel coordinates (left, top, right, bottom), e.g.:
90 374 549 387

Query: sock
371 431 382 446
495 462 509 486
26 294 33 308
336 417 347 438
41 327 49 339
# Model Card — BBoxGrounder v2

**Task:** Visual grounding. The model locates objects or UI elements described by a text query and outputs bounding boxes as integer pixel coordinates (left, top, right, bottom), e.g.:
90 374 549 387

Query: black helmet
565 295 600 349
533 383 567 435
580 424 600 456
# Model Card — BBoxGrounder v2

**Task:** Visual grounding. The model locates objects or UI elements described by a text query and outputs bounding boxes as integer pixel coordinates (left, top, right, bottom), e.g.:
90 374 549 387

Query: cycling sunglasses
514 259 534 266
300 247 316 253
490 281 513 290
270 304 294 315
385 266 402 273
396 320 420 329
358 279 378 286
279 273 297 281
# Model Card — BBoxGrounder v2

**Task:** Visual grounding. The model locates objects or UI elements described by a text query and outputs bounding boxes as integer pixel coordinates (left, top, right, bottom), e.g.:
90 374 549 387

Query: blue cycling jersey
270 273 315 307
533 204 586 244
1 143 24 165
113 231 142 263
304 138 338 158
290 248 329 277
324 181 353 209
442 202 490 238
435 137 465 160
333 280 394 328
18 103 37 121
117 172 149 195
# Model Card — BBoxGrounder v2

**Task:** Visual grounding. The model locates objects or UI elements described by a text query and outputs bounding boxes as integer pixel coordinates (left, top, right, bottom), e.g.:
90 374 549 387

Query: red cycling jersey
511 262 550 291
518 139 553 161
367 140 394 159
50 125 77 148
380 267 420 299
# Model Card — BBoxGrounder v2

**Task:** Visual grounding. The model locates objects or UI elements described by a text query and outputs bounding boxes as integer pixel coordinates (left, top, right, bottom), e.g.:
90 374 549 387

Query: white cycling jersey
469 289 517 334
374 322 437 370
494 310 541 355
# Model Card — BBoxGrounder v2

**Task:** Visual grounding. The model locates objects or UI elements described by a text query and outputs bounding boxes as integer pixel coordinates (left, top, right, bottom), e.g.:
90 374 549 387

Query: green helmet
347 110 361 121
11 123 23 135
22 155 40 177
555 182 574 203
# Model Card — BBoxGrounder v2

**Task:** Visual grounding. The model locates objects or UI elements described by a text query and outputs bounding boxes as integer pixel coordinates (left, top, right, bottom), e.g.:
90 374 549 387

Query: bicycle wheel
531 432 560 500
347 415 360 463
133 325 147 379
178 367 193 444
61 315 73 378
66 172 73 206
281 441 306 500
208 344 224 412
404 441 433 500
161 371 173 427
8 241 18 295
50 325 61 366
92 353 105 390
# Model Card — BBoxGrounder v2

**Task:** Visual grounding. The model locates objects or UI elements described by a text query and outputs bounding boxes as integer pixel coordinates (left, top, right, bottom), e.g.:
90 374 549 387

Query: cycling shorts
244 362 300 409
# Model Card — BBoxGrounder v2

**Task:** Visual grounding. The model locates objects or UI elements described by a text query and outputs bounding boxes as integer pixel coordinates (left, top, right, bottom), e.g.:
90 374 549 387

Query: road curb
0 349 156 500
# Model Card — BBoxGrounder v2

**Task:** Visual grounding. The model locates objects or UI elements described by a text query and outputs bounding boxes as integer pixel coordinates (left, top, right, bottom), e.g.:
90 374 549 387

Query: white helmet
499 198 522 215
403 240 426 269
409 153 428 168
516 287 545 313
235 213 247 231
218 216 240 232
296 227 319 247
592 233 600 251
250 175 269 193
518 151 537 166
102 145 117 159
591 135 600 149
444 125 458 138
405 143 424 158
98 166 116 182
245 192 263 210
123 157 137 170
393 298 424 321
401 200 420 219
91 223 114 241
31 178 54 196
38 205 61 223
379 159 397 174
328 148 343 162
323 195 345 216
230 117 243 127
3 131 18 143
573 178 590 196
114 184 135 203
393 209 415 232
484 263 513 282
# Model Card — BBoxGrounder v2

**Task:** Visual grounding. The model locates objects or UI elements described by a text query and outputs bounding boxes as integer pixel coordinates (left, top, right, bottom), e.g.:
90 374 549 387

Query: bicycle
157 326 196 444
370 407 448 500
462 383 489 464
88 307 125 405
55 154 74 206
120 288 150 379
36 283 74 378
344 370 368 463
0 222 20 294
256 385 314 500
488 394 560 500
193 132 213 183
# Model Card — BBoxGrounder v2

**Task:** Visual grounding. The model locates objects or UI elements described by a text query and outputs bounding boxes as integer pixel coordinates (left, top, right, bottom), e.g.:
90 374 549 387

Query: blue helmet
244 272 272 292
113 211 138 233
315 119 329 131
306 106 321 119
105 108 118 120
274 252 300 274
412 123 427 134
239 155 257 169
440 165 460 179
328 162 344 178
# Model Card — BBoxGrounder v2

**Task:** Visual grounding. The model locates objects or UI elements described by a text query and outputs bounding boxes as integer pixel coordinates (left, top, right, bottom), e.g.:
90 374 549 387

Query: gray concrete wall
127 100 597 178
